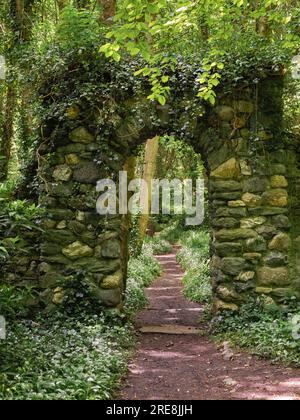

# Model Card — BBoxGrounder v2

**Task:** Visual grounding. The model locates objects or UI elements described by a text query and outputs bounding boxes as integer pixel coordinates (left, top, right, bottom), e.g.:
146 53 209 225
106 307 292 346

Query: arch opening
2 73 299 313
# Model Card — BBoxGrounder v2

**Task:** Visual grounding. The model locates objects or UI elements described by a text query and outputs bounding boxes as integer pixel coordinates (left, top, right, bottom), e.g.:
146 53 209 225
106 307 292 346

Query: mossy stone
62 241 94 260
216 207 247 218
211 158 240 180
242 193 262 208
73 161 100 184
221 257 247 276
95 288 122 307
269 233 292 251
214 242 243 257
217 285 240 302
52 165 72 182
101 240 121 259
44 229 76 244
215 229 258 241
210 180 241 192
257 267 290 287
101 271 123 289
262 189 288 207
212 218 240 229
243 177 269 193
245 236 267 252
271 175 288 188
264 251 288 268
70 127 94 144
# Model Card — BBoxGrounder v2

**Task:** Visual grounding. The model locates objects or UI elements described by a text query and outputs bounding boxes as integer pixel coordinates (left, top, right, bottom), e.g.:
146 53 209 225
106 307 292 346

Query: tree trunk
57 0 68 10
138 137 159 250
121 156 136 284
100 0 116 23
256 16 269 37
0 85 16 181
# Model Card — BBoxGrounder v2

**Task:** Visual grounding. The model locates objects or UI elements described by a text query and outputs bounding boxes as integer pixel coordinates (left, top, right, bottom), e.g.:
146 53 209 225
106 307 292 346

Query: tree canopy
101 0 300 104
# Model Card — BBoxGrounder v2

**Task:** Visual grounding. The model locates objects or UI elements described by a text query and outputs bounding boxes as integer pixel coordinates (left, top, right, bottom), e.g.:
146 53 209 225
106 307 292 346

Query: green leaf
157 95 166 106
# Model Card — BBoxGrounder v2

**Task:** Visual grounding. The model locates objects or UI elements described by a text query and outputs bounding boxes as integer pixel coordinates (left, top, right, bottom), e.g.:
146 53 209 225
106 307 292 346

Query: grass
0 246 161 400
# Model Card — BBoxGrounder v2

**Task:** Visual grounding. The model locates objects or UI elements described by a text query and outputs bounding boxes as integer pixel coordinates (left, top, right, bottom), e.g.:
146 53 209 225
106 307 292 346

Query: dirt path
120 248 300 400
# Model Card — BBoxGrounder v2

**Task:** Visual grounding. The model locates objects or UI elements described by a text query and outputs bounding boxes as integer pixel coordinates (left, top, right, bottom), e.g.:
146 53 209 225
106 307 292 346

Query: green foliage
157 136 204 181
125 244 161 314
0 200 42 261
0 284 37 319
0 199 43 318
52 271 112 316
160 220 187 244
181 266 211 305
101 0 300 104
0 313 134 400
213 297 300 366
143 236 172 255
128 213 141 258
177 229 212 304
0 244 161 400
127 245 161 285
0 200 42 228
57 5 103 50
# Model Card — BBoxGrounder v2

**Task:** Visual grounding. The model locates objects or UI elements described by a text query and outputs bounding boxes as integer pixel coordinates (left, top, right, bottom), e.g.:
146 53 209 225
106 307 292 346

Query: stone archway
3 72 299 312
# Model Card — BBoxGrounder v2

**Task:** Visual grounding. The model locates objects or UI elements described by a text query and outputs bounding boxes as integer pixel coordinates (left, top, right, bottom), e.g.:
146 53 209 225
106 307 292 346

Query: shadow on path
120 248 300 400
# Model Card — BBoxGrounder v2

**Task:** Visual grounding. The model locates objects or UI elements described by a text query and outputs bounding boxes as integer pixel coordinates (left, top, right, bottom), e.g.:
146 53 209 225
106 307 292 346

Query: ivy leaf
157 95 166 105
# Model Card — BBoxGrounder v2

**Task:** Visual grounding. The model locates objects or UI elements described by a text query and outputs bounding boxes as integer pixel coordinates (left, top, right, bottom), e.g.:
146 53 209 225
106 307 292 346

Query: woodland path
120 248 300 401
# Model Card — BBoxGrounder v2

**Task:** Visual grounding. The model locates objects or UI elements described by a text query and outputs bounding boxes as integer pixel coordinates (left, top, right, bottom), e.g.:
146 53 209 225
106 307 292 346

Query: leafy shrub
125 247 161 314
161 221 186 244
0 200 42 241
0 200 43 318
0 285 37 319
176 229 212 304
128 213 141 258
143 236 172 255
0 239 9 262
181 265 212 304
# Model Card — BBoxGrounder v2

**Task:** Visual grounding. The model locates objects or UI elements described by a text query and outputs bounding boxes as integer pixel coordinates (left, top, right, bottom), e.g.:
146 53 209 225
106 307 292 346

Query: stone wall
201 78 299 310
288 149 300 298
1 74 299 312
37 121 127 309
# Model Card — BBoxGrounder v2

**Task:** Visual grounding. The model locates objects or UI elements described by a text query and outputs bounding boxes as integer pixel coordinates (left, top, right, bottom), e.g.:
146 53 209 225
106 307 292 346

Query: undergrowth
176 229 212 304
124 244 162 314
0 246 160 400
213 297 300 366
143 235 172 255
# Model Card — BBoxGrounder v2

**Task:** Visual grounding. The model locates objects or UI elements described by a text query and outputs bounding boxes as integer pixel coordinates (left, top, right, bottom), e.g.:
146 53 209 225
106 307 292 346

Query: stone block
221 257 247 276
211 158 240 180
262 189 288 207
242 193 262 207
62 241 94 260
269 233 292 251
214 242 243 257
70 127 94 144
257 267 290 287
215 229 258 242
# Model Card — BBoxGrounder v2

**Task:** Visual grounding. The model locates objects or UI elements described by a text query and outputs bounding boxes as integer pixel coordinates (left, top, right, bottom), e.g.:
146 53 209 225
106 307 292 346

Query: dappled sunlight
121 247 300 401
